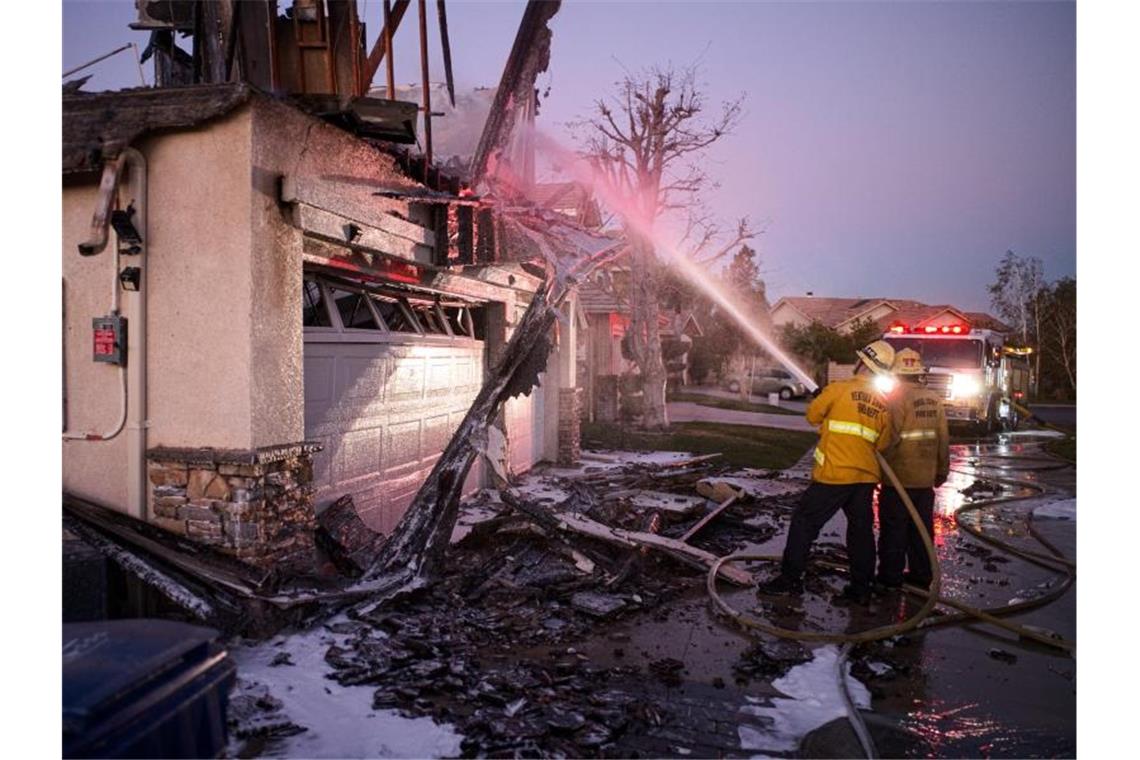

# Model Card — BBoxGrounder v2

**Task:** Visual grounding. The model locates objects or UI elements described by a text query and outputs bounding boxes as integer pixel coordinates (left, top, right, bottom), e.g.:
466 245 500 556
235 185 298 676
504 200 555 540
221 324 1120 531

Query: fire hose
706 441 1075 757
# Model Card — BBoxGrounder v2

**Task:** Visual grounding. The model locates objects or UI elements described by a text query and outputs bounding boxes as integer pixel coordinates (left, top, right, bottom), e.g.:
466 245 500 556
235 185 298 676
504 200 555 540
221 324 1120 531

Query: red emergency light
911 323 970 335
886 323 971 335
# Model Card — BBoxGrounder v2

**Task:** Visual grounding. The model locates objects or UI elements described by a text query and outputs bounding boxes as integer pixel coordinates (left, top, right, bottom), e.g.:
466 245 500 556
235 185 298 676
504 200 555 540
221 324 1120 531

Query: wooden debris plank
696 480 744 503
549 511 753 586
64 496 264 596
680 491 742 544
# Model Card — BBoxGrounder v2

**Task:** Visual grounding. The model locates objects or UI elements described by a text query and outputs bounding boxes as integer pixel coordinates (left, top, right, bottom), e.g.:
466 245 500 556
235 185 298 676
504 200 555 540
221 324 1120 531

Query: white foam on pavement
737 645 871 753
229 625 463 758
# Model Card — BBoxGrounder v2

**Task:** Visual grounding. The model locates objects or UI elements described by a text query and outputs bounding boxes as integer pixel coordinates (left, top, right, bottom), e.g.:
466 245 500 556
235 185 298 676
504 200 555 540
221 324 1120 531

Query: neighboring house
62 84 585 571
771 296 1012 384
531 182 605 229
576 266 702 421
771 296 1009 336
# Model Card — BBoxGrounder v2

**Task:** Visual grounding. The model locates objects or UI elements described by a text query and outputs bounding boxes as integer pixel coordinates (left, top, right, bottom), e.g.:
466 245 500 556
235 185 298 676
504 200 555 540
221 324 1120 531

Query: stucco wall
139 111 254 449
62 183 130 510
63 110 254 513
247 97 433 448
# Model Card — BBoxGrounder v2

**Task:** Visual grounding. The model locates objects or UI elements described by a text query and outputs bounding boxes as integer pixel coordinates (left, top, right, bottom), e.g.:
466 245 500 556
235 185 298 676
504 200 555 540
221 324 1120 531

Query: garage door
302 276 484 534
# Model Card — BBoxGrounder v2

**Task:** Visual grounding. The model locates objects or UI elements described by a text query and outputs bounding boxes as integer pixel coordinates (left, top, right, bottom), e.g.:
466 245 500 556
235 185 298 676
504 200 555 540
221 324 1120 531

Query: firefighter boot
756 574 804 596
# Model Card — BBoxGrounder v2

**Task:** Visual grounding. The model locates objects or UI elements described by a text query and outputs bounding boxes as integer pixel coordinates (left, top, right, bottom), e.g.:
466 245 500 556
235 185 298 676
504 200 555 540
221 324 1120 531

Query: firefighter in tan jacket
759 341 896 604
876 348 949 590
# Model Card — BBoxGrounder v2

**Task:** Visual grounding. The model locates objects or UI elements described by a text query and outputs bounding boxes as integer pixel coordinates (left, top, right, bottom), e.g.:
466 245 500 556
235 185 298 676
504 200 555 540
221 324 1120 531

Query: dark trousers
877 486 935 587
781 482 876 589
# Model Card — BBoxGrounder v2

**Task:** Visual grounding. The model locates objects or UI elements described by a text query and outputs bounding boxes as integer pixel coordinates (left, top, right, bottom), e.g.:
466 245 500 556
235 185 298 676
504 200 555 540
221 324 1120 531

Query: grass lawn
582 421 818 470
667 392 802 416
1044 435 1076 463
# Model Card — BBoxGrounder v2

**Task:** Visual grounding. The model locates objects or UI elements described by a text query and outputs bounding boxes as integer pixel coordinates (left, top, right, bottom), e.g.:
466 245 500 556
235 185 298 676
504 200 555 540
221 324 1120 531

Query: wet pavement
846 433 1076 758
227 431 1075 758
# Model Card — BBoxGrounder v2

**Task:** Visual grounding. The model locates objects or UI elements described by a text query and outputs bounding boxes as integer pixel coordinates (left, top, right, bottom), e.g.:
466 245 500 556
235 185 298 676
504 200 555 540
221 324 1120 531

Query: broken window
417 305 452 336
329 287 384 331
373 298 422 334
303 279 333 327
303 271 483 341
440 306 470 337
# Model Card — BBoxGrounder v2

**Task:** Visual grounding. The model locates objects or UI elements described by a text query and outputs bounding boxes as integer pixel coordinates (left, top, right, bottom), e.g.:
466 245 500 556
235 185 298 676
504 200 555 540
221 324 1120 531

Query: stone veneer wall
558 387 583 465
146 442 321 571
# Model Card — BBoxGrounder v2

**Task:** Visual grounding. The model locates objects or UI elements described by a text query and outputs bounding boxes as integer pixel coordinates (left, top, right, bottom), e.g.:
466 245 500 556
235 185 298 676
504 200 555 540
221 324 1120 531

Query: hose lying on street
706 453 942 644
706 438 1076 758
706 447 1075 649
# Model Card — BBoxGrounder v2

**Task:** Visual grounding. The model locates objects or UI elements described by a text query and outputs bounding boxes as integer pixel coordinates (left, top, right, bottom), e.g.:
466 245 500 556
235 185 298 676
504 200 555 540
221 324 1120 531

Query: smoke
369 83 497 165
516 124 819 391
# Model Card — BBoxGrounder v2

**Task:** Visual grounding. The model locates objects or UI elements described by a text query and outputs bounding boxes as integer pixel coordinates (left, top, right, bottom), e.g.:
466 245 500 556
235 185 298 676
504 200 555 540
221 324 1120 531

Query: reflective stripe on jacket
806 375 894 484
883 384 950 488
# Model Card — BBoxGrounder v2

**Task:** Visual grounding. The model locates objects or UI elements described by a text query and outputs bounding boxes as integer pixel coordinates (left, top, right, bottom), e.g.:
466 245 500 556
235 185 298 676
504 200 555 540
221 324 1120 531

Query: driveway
667 401 816 432
683 385 809 414
1028 403 1076 430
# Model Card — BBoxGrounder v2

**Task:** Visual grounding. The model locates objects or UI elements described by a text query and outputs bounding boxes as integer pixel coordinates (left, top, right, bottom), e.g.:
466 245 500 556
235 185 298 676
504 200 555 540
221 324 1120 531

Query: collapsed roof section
63 83 252 175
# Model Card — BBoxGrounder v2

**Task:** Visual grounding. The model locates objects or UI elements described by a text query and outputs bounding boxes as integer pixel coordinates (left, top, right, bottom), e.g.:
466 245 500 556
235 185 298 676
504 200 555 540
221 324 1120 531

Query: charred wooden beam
470 0 562 187
200 0 233 84
436 0 456 107
680 489 742 544
418 0 433 171
363 0 411 95
501 491 753 586
456 205 474 264
354 246 621 610
476 208 496 263
429 203 450 266
63 513 218 623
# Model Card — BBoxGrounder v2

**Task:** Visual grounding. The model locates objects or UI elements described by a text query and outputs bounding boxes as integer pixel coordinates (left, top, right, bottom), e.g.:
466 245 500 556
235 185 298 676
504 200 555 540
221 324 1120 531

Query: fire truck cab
883 323 1032 435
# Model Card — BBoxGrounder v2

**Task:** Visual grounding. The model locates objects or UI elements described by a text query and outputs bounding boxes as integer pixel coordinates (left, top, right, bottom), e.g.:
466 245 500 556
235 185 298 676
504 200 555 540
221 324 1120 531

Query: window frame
302 273 481 346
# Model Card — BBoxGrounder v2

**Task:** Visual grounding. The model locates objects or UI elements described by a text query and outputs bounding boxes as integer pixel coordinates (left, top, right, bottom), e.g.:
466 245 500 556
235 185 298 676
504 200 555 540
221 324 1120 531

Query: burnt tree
577 65 746 429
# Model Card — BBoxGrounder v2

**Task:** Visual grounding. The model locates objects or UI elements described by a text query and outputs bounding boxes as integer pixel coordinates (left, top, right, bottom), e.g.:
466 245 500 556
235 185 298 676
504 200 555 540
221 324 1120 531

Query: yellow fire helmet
892 347 926 376
855 340 896 376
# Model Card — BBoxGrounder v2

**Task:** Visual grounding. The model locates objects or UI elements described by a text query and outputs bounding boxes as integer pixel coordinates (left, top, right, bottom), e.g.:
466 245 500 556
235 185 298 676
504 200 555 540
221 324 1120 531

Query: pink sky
64 1 1075 313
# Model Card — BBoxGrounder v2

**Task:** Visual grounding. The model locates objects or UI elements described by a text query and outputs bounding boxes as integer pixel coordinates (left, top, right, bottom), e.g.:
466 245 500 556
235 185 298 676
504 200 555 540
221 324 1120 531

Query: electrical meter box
92 316 127 366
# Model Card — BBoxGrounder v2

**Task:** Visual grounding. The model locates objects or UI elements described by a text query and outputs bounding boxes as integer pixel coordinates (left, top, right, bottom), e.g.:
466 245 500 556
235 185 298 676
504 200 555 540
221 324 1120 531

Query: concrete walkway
667 401 816 432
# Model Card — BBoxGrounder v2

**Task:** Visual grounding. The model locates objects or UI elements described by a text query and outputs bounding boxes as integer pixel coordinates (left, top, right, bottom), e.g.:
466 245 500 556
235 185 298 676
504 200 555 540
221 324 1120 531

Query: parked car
726 368 807 400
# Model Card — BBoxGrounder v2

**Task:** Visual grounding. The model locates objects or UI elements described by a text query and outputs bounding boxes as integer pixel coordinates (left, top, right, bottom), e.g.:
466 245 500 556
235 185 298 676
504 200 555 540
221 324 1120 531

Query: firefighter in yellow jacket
876 348 949 590
759 341 896 604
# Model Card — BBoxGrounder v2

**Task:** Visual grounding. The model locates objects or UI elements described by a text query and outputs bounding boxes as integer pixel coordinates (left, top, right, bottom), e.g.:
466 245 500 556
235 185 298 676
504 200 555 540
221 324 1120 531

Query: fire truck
882 322 1033 434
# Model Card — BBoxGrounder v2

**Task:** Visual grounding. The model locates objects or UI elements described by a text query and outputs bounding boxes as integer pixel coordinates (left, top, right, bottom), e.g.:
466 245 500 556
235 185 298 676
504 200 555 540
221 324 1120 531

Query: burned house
62 0 582 573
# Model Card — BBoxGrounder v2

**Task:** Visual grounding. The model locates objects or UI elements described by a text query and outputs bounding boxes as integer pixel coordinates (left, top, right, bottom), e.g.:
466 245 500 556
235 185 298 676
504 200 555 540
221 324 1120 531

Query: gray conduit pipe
122 148 148 520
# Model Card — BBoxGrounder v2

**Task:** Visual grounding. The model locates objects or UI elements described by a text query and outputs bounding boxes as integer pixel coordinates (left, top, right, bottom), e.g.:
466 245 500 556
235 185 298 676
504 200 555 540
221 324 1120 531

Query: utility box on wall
92 315 127 366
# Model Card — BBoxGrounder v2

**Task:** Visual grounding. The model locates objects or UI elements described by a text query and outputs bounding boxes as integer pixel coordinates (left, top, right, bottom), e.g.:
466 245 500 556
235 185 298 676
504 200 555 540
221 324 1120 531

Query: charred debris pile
294 454 810 756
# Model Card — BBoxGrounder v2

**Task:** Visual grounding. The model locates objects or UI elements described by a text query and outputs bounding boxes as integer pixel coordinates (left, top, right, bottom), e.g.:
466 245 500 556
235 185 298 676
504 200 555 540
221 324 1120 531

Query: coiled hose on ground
706 433 1076 757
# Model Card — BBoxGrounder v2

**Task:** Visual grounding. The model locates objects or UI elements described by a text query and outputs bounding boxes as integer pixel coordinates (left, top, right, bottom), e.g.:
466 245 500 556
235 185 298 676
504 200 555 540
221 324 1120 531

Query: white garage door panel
506 381 543 475
304 338 483 534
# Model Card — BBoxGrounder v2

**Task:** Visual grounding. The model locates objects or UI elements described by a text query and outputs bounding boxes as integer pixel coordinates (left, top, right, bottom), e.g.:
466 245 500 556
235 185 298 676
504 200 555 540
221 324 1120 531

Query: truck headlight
873 374 896 394
951 374 981 397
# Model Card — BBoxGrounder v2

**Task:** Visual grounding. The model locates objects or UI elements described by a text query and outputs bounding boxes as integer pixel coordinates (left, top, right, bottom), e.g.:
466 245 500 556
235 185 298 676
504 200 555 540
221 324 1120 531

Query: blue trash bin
63 619 237 758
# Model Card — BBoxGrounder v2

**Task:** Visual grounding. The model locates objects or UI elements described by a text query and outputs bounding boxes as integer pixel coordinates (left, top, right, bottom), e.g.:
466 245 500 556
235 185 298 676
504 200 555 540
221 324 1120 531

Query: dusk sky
63 0 1075 313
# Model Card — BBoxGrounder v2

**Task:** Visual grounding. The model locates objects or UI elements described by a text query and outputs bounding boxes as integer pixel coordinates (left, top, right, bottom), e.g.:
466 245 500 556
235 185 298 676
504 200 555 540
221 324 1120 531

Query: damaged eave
301 236 517 305
62 83 252 175
291 202 434 264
